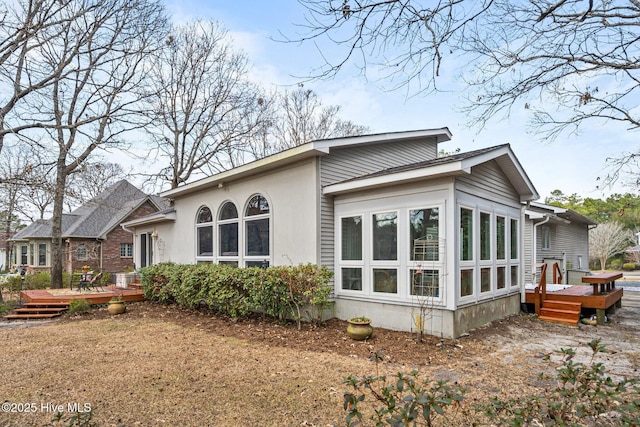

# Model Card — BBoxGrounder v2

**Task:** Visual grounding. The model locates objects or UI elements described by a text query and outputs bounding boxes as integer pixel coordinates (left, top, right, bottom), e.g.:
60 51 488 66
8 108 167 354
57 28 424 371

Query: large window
196 206 213 259
496 216 506 260
410 208 439 261
245 195 270 267
460 208 473 261
372 212 397 260
480 212 491 260
341 216 362 291
218 202 239 266
510 218 518 260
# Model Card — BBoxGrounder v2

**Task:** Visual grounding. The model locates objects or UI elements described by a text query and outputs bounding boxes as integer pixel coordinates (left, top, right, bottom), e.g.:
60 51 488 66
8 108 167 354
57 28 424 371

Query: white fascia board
313 128 452 151
160 128 452 199
463 146 539 202
323 161 466 195
121 210 177 228
161 144 327 198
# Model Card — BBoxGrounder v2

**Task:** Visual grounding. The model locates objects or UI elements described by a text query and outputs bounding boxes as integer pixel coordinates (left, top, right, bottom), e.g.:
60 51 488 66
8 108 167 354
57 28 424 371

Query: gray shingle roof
13 180 162 240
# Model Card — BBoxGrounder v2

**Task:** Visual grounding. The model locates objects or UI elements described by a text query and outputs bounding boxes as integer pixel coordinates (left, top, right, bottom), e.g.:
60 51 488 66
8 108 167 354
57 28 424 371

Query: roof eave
323 162 466 195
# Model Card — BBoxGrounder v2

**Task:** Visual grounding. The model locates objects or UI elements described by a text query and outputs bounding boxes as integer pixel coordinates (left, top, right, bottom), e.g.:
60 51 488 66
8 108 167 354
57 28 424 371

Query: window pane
77 244 87 261
38 244 46 266
21 245 28 265
341 268 362 290
411 269 440 297
341 216 362 260
373 268 397 293
197 207 212 223
120 243 133 257
373 212 397 261
481 267 491 292
197 226 213 256
497 266 506 289
460 269 473 297
246 218 269 256
219 202 238 220
410 208 439 261
460 208 473 261
219 261 238 267
480 212 491 260
511 265 519 287
246 195 269 216
510 219 518 259
219 223 238 256
246 260 269 268
496 216 505 260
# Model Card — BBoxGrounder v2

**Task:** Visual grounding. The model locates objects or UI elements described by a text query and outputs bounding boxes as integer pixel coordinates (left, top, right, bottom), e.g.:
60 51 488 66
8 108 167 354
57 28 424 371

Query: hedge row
140 263 333 327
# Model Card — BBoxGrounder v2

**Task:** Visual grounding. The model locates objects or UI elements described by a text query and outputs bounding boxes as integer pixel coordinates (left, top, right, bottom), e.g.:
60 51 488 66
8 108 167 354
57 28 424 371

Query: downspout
120 223 136 270
532 215 551 286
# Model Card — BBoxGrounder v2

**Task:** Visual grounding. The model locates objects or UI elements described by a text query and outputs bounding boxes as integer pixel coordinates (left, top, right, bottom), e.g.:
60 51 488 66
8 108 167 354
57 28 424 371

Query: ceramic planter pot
108 300 126 315
347 318 373 341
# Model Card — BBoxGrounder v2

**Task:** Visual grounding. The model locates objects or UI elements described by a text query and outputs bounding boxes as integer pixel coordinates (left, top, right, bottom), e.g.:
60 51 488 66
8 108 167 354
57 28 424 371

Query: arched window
218 202 238 266
244 194 270 267
196 206 213 260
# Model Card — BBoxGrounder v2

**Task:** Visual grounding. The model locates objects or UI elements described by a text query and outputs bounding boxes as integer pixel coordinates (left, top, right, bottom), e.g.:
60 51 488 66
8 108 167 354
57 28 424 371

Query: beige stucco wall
148 160 321 267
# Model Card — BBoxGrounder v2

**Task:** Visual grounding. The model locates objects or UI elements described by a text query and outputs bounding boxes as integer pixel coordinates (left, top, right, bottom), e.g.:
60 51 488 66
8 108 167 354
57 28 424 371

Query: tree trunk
49 164 67 289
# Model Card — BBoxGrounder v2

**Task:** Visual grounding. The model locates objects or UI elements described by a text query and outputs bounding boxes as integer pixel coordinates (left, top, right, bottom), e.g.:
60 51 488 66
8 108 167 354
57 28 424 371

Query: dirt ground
0 297 638 426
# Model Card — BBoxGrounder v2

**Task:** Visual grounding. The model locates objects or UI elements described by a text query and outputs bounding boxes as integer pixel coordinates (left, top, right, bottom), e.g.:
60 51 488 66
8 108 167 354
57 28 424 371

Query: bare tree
143 20 270 189
270 86 369 151
295 1 640 183
589 222 632 270
65 161 127 207
7 0 167 287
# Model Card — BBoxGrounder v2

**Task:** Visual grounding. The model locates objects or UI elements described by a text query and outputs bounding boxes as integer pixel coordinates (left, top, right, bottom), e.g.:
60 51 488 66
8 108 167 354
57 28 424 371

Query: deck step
538 300 581 327
3 302 69 320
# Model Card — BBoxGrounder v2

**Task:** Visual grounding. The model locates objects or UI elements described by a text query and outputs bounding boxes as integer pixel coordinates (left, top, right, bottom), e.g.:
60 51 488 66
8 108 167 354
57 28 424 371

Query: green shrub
140 262 333 324
0 300 17 316
622 262 637 271
67 299 91 315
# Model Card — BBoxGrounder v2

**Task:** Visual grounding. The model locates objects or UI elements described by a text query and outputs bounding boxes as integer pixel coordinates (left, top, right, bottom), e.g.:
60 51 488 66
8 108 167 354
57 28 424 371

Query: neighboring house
123 128 543 338
524 202 597 286
0 230 15 271
11 180 166 276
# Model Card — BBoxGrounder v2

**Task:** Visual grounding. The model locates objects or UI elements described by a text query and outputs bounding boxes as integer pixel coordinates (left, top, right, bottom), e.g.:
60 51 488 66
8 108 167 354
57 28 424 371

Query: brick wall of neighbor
102 201 159 274
65 201 159 275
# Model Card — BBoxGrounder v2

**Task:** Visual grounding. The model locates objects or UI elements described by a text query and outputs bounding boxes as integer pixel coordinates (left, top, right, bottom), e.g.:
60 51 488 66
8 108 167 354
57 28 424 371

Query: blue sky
164 0 637 201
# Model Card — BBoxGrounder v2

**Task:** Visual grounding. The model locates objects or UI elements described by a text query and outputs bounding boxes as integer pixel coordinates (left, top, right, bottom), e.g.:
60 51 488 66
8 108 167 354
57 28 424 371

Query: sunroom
326 144 538 338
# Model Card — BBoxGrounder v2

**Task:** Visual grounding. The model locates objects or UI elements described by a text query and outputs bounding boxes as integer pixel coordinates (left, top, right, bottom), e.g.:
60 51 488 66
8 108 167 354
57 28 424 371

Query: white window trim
337 214 365 293
217 201 240 265
195 205 214 262
243 194 271 267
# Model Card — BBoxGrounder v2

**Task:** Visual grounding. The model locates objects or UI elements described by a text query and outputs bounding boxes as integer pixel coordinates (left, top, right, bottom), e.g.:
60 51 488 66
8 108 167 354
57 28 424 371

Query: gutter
532 214 551 286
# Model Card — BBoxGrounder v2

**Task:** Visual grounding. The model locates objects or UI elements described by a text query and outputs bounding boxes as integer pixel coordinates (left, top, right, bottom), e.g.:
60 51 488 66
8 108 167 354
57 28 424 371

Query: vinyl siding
455 161 520 205
319 138 439 269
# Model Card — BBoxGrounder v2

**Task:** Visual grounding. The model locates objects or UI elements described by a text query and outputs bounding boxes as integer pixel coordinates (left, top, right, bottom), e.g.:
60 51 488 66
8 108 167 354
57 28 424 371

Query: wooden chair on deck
78 271 104 292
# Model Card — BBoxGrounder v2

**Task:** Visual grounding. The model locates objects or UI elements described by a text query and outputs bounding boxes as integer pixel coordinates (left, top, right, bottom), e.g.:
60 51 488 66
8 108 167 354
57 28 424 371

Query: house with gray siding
123 129 541 338
524 202 596 286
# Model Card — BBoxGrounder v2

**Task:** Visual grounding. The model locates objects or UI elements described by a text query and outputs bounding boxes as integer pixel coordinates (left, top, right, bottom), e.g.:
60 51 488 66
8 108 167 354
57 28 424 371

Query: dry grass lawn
1 298 639 426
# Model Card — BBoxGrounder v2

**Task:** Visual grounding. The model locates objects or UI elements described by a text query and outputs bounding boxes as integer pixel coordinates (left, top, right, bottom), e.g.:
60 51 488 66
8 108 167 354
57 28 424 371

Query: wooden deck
525 285 623 309
525 284 623 325
19 286 146 305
